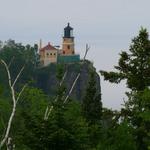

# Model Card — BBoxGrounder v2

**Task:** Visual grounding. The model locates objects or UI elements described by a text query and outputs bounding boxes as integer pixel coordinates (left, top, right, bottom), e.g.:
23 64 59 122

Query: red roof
40 42 57 51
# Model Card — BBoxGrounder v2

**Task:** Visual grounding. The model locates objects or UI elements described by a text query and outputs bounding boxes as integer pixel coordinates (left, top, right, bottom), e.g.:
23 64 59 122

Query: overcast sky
0 0 150 109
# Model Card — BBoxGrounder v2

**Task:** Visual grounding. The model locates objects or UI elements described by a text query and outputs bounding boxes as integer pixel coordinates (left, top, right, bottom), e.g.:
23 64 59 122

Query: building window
54 53 56 55
63 51 65 54
72 51 74 54
50 53 52 55
67 45 70 49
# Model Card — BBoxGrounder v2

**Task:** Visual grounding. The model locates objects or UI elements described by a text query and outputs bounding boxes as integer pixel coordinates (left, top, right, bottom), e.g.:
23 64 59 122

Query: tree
0 59 26 149
82 70 102 124
100 28 150 150
81 70 102 148
97 121 137 150
123 89 150 150
17 69 89 149
0 40 39 88
13 87 49 150
100 27 150 91
44 65 89 150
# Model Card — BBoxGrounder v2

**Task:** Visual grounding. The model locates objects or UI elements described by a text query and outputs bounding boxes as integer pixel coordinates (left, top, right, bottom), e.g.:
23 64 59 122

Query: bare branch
64 73 81 104
63 44 90 104
44 71 68 120
12 66 25 88
60 71 67 86
45 106 54 120
16 84 27 104
8 57 15 68
44 106 49 120
83 44 90 60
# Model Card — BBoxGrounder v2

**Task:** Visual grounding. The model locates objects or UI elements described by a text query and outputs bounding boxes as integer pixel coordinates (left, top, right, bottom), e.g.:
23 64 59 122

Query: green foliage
11 66 90 150
123 89 150 150
64 101 90 149
100 28 150 150
0 98 11 139
19 87 49 117
0 40 39 96
97 121 137 150
82 70 102 124
100 27 150 91
12 92 90 149
81 70 103 148
1 34 150 150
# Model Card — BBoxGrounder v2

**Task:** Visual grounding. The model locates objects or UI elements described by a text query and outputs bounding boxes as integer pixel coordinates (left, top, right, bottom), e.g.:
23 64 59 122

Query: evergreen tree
100 28 150 150
100 28 150 91
52 64 66 125
97 121 137 150
82 70 102 124
124 89 150 150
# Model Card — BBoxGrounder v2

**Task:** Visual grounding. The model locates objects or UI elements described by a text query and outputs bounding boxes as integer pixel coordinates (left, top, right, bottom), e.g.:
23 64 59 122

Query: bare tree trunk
6 137 15 150
0 59 26 149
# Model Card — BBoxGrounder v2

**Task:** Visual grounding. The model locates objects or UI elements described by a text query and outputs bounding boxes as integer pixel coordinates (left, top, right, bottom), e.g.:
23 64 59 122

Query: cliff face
35 60 101 101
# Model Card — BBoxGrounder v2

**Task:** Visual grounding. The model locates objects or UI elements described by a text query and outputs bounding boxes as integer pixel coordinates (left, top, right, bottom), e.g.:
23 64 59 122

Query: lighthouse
62 23 75 55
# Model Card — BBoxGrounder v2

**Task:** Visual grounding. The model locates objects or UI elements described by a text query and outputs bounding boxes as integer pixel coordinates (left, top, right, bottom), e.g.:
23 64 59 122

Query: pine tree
82 70 102 124
52 64 66 127
125 89 150 150
100 28 150 150
100 27 150 91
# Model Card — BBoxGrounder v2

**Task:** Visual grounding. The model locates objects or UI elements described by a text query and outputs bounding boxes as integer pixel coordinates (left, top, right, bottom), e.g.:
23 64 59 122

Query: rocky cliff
35 60 101 101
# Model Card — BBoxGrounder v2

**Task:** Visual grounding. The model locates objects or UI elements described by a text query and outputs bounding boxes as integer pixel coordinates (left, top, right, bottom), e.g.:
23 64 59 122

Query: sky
0 0 150 109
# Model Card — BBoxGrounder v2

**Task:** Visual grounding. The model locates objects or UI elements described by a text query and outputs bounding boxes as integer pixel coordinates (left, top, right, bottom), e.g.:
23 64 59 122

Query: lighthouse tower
62 23 75 55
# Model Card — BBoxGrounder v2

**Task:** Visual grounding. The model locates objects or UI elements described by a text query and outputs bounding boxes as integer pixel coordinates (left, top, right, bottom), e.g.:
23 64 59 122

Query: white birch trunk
0 59 26 149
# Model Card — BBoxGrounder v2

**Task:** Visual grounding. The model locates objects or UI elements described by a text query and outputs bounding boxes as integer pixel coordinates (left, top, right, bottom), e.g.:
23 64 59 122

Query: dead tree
63 44 90 104
0 59 26 149
6 137 15 150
